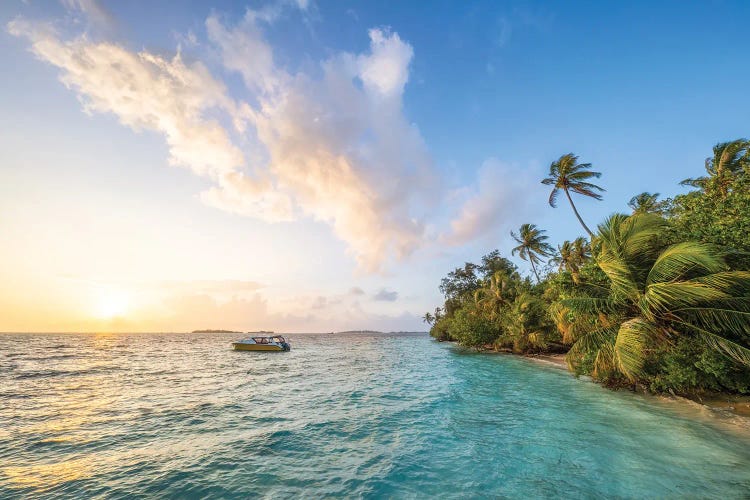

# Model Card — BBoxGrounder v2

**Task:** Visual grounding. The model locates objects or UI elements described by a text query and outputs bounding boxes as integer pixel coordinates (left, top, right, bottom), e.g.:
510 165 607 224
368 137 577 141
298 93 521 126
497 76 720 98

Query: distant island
335 330 428 335
191 329 242 333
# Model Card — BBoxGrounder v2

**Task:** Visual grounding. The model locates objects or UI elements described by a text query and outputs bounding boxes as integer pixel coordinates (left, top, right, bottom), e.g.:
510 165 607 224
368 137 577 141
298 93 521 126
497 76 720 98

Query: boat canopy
249 335 286 344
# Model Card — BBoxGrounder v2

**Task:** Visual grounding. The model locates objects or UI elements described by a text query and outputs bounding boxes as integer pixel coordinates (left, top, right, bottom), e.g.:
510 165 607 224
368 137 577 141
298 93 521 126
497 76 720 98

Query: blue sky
1 0 748 332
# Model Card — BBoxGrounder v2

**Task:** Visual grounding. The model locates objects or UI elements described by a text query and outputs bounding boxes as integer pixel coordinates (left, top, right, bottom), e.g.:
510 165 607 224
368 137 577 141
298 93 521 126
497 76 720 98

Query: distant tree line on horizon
425 139 750 396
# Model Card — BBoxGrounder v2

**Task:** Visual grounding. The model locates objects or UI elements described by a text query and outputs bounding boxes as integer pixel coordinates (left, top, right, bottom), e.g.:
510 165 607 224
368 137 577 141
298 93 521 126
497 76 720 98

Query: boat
232 335 290 352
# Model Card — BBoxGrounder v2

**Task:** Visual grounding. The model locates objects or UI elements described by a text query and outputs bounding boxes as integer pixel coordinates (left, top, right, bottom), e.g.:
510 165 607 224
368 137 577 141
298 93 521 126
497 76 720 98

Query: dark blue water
1 333 749 498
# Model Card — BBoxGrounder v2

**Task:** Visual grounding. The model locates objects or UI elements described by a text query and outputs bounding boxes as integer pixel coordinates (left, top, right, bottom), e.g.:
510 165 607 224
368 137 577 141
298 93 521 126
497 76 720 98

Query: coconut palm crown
628 192 665 215
681 139 750 197
562 213 750 382
511 224 554 283
474 270 519 319
542 153 605 237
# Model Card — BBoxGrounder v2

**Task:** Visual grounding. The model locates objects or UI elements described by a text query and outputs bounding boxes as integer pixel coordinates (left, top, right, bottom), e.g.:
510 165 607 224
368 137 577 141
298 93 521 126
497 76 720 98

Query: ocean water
1 333 749 499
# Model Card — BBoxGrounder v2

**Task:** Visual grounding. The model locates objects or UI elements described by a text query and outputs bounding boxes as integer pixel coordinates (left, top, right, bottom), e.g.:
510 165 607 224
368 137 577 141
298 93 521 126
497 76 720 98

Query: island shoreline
449 343 750 438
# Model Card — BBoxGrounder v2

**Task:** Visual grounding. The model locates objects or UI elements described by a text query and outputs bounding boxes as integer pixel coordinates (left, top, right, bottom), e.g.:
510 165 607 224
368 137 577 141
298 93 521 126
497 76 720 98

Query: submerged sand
519 352 750 438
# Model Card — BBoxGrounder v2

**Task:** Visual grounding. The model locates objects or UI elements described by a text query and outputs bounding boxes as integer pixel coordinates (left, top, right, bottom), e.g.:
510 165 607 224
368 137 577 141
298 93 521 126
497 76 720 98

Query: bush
449 308 499 349
648 336 750 395
429 316 454 342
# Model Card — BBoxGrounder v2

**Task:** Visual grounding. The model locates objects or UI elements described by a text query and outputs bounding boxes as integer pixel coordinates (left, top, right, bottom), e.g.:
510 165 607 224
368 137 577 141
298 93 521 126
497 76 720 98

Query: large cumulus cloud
9 8 434 272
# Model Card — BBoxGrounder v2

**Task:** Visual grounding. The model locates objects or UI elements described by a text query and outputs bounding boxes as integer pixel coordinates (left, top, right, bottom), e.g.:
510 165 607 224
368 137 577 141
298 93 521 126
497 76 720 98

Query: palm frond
565 327 617 371
647 242 726 285
562 296 619 315
679 177 707 188
570 187 604 200
644 281 730 313
688 271 750 294
675 320 750 367
573 181 606 191
614 317 657 380
592 342 616 379
548 187 559 207
672 303 750 339
567 170 602 180
596 252 641 300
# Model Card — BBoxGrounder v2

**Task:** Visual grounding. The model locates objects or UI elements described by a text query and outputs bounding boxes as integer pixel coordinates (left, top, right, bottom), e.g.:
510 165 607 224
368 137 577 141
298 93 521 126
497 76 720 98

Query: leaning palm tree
511 224 554 283
542 153 605 237
681 139 750 197
628 192 665 215
563 213 750 382
422 312 434 326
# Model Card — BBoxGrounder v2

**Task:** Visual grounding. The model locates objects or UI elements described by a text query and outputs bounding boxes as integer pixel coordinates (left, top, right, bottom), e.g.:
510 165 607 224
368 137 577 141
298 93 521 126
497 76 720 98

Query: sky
1 0 749 333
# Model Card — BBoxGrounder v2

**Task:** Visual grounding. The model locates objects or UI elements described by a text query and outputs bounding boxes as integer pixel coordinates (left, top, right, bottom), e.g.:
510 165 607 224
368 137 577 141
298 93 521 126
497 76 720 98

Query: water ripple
1 332 749 498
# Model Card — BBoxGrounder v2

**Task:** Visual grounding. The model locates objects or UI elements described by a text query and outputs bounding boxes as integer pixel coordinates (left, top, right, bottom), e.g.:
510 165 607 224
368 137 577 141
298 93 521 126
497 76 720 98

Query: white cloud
209 16 436 271
8 17 295 223
9 10 437 272
7 22 241 178
206 12 281 93
442 159 542 245
357 28 413 98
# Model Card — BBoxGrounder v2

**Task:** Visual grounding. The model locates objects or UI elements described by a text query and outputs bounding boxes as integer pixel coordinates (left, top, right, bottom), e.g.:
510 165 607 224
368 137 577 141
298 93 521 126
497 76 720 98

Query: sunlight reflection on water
1 332 749 498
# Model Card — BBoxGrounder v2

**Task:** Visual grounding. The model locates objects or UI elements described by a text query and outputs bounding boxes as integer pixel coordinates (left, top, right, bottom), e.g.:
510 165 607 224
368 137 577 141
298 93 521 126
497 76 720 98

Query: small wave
13 367 113 380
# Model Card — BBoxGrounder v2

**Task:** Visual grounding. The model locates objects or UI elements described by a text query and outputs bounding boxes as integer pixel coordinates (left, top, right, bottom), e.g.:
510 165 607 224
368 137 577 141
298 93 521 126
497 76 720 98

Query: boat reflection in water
232 334 291 352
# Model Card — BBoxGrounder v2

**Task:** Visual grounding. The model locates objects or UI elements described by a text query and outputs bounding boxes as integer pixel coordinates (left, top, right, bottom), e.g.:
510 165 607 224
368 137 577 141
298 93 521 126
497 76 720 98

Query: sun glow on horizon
92 288 130 319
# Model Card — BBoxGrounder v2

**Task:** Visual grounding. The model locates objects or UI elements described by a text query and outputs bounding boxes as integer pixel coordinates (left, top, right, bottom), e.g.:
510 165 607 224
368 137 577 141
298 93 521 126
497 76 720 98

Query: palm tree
572 237 590 264
628 192 665 215
681 139 750 197
422 312 434 326
562 213 750 382
496 293 550 353
511 224 554 283
552 237 590 283
552 240 574 272
474 270 517 319
542 153 605 237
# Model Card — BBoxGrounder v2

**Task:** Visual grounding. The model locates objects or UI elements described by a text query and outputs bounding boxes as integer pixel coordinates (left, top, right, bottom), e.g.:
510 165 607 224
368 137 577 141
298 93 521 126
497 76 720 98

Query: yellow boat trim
232 343 284 351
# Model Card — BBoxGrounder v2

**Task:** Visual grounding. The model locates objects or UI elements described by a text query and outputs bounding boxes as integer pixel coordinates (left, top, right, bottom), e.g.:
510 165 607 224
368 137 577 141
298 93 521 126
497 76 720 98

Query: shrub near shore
425 139 750 397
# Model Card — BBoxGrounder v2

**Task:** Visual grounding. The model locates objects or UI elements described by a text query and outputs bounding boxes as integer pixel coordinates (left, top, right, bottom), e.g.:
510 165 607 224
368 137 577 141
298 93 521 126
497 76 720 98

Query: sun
93 289 130 319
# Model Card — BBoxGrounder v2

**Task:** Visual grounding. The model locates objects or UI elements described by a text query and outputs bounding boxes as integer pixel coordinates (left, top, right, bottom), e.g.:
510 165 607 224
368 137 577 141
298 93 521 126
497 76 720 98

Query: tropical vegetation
426 139 750 397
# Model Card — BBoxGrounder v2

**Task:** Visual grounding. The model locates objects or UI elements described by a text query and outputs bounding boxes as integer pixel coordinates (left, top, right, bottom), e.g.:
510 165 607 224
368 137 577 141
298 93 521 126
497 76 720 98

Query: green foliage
541 153 605 236
628 192 667 215
439 262 480 303
479 250 518 281
495 293 559 353
429 315 455 342
563 213 750 385
428 138 750 397
648 336 750 395
449 307 499 349
511 224 554 283
670 176 750 270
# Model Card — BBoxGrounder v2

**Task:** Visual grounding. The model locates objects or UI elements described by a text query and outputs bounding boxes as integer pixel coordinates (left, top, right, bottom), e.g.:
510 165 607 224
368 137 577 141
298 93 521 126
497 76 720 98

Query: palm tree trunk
529 258 540 283
565 188 594 237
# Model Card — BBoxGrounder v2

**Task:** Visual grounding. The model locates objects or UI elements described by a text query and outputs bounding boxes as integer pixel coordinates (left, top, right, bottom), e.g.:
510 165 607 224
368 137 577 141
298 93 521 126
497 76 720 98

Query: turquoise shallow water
1 333 750 498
